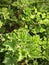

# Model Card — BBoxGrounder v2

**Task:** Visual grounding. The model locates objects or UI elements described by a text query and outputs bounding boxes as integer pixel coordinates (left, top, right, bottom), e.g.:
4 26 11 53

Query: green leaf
0 20 3 28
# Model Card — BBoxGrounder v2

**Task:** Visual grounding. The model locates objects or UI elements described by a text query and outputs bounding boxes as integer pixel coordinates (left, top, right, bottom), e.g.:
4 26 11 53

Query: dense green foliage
0 0 49 65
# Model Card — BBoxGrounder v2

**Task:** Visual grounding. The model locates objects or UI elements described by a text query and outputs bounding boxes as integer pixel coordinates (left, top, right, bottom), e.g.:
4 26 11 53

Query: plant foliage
0 0 49 65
